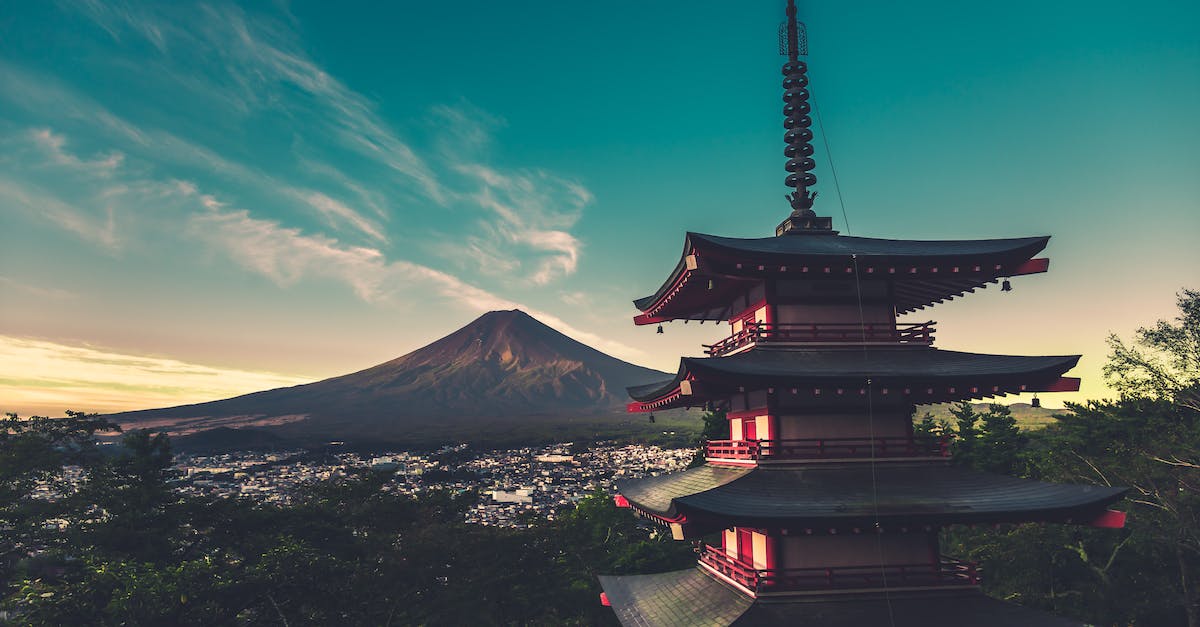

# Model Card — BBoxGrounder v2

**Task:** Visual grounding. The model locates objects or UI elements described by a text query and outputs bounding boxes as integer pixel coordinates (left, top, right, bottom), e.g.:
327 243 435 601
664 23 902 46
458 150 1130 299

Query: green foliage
943 288 1200 627
975 404 1026 475
948 401 980 463
911 410 945 439
944 395 1199 626
945 402 1025 474
1105 289 1200 411
0 412 118 597
688 408 728 468
1 424 693 625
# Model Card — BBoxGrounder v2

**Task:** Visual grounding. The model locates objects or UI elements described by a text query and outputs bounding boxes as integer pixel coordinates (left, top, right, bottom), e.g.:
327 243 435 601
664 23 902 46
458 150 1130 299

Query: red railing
698 545 980 593
705 436 949 461
704 321 935 356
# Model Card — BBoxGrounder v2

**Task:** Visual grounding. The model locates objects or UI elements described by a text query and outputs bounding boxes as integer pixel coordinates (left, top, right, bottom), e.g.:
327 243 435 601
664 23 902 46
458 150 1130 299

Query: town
172 442 695 527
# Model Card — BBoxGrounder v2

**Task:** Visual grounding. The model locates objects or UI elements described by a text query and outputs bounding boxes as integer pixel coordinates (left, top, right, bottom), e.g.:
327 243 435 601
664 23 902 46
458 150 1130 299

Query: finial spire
783 0 804 61
776 0 834 236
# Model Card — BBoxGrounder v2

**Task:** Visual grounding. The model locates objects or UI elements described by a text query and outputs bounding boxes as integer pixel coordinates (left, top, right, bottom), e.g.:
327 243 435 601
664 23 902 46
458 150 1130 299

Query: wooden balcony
703 321 935 356
698 545 980 594
705 436 949 462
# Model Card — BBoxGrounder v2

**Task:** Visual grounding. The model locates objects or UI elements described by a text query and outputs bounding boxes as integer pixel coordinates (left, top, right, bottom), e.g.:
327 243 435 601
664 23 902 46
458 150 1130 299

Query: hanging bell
657 324 664 334
1001 279 1012 292
648 413 656 423
1031 394 1041 408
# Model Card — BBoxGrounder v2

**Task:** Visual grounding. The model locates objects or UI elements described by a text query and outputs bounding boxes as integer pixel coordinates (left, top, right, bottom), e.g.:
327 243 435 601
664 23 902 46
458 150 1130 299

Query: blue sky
2 1 1197 415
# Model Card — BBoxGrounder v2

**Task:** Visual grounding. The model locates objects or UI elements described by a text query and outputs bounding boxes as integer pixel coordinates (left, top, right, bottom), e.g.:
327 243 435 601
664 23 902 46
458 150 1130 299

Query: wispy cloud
29 128 124 175
0 335 312 416
0 178 120 251
460 165 587 285
438 103 591 285
187 205 392 302
559 291 589 307
0 2 622 369
186 198 642 360
66 1 446 204
0 276 77 301
298 191 387 244
6 4 596 284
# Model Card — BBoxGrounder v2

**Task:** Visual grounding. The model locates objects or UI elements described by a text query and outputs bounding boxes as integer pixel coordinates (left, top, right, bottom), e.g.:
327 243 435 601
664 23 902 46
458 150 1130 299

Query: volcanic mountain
112 310 671 447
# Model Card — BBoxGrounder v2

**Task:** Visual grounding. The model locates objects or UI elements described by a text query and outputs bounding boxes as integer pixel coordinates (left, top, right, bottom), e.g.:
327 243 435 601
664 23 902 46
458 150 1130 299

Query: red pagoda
596 3 1127 625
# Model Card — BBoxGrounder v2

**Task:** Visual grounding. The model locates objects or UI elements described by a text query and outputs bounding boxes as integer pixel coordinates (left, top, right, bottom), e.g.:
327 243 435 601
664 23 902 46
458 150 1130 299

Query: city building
597 2 1128 625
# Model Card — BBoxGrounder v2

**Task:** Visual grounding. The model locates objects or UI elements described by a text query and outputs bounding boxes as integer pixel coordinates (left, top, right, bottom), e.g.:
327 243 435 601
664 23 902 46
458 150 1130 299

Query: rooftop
614 463 1126 531
633 232 1051 323
599 568 1085 627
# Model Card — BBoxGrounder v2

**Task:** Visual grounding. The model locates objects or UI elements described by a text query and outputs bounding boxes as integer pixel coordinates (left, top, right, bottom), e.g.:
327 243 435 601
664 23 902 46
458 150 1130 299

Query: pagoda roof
627 348 1080 411
599 568 1085 627
633 232 1051 323
614 463 1126 530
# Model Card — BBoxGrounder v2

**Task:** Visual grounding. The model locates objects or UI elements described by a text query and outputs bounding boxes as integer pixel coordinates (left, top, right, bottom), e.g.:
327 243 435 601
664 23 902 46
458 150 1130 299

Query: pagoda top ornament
776 0 833 236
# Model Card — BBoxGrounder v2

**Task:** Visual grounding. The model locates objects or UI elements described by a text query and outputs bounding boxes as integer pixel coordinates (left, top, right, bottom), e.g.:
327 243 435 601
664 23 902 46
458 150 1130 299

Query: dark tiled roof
733 590 1085 627
690 232 1049 259
600 568 1085 627
598 569 753 627
633 232 1049 313
615 465 751 516
627 348 1080 402
615 464 1126 526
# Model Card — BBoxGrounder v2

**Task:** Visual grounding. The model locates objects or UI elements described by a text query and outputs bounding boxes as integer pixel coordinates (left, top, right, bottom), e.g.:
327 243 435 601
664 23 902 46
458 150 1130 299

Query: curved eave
614 464 751 521
614 465 1127 529
599 569 1086 627
625 349 1081 411
632 232 1052 324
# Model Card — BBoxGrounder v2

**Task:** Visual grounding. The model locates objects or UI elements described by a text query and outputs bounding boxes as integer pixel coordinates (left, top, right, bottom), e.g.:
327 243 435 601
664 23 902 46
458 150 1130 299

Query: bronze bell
1001 279 1012 292
657 325 664 334
1031 395 1041 408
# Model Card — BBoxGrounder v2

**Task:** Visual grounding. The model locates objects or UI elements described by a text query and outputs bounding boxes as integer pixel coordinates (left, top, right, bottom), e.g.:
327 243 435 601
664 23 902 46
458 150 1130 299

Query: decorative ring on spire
783 59 816 212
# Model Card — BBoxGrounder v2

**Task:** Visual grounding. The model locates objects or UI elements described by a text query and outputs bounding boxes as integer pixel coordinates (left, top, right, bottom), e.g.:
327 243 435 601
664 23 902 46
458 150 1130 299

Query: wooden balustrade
703 321 935 356
705 436 949 462
698 545 980 593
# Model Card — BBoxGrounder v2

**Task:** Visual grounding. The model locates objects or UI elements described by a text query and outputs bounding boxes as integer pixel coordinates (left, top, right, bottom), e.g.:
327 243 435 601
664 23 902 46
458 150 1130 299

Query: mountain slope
111 310 669 443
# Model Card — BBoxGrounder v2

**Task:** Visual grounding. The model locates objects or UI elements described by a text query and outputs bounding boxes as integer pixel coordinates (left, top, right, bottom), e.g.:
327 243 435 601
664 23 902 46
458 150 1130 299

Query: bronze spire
776 0 835 236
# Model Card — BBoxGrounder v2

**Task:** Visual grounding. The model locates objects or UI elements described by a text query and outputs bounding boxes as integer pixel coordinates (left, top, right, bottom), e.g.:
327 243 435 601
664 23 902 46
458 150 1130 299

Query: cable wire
814 95 898 627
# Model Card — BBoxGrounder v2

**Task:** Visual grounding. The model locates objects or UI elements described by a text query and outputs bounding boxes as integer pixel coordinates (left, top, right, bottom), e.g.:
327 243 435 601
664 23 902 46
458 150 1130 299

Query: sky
1 1 1197 416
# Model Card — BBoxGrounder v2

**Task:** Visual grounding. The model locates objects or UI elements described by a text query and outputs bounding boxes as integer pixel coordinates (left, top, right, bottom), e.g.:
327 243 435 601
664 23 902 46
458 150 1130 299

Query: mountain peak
112 308 669 443
472 309 536 323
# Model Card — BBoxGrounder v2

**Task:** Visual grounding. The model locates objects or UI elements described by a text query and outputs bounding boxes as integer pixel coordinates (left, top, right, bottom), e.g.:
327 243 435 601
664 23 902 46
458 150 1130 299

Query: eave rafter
627 376 1080 413
633 233 1052 324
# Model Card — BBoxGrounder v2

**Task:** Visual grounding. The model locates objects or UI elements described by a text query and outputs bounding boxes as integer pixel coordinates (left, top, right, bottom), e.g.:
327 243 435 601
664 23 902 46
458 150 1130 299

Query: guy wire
814 95 897 627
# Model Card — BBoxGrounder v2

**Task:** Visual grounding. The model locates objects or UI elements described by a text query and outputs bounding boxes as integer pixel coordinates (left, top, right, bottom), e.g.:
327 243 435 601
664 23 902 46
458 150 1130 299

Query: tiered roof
628 348 1081 412
600 569 1086 627
633 232 1052 324
615 464 1126 535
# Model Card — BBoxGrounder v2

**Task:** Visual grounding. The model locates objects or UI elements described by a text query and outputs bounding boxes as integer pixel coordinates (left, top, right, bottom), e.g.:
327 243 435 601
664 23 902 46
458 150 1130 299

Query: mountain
111 310 674 448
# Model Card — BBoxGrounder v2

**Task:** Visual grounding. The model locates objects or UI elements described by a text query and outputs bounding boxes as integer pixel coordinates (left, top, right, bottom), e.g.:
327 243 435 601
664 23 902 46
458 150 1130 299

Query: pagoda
596 3 1127 626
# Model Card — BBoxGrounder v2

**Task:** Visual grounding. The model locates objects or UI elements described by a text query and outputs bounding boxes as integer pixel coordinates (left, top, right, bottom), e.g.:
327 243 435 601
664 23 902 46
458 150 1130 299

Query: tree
688 408 728 468
957 288 1200 626
1100 288 1200 627
0 412 117 593
1106 289 1200 413
975 404 1026 475
948 402 980 466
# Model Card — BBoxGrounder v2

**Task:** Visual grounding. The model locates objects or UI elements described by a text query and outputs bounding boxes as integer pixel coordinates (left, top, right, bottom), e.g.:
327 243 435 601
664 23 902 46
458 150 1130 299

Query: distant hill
111 310 677 449
917 402 1069 430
